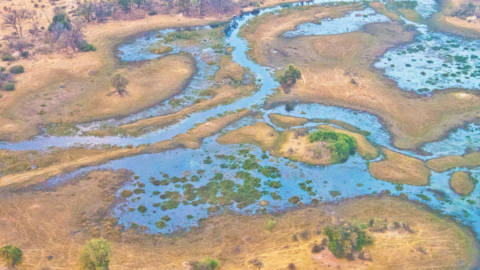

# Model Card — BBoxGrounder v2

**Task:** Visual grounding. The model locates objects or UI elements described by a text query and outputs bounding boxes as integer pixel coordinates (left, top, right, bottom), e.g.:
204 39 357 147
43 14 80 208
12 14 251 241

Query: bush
21 51 29 58
265 219 277 231
5 83 15 91
192 258 220 270
2 53 13 62
1 67 5 72
149 10 157 15
79 238 112 270
0 245 23 268
10 65 24 74
80 43 96 52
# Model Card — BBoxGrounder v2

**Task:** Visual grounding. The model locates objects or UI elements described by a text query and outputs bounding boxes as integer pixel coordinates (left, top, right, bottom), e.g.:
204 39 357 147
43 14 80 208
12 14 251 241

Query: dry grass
268 113 308 129
0 13 226 142
369 148 431 186
216 122 279 150
426 152 480 173
0 177 477 270
214 55 246 83
0 110 252 189
241 5 480 150
449 171 477 196
0 169 133 269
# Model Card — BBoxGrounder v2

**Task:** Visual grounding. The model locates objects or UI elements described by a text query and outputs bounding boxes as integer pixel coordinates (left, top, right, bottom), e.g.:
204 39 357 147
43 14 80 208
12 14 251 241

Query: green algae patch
450 171 478 196
369 148 430 186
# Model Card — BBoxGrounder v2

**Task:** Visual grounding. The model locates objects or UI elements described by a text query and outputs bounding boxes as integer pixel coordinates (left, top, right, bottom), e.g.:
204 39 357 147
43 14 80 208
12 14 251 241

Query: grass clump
191 258 220 270
5 83 15 91
323 223 373 259
309 130 357 163
265 219 277 231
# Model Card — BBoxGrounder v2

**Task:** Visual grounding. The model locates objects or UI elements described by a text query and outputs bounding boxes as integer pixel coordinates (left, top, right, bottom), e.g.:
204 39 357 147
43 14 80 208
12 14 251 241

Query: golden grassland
0 172 477 270
240 4 480 150
368 148 431 186
216 122 280 150
449 171 477 196
217 122 378 165
268 113 308 129
426 151 480 173
214 55 246 83
0 110 252 189
86 55 256 137
0 15 222 142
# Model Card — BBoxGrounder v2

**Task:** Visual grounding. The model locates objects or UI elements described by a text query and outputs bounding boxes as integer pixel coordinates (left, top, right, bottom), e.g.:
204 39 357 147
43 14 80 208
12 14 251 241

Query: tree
79 238 112 270
118 0 132 13
77 0 94 22
0 245 23 268
48 8 71 31
93 0 110 22
178 0 191 15
28 10 40 41
2 9 31 38
111 74 129 96
279 65 301 87
133 0 145 9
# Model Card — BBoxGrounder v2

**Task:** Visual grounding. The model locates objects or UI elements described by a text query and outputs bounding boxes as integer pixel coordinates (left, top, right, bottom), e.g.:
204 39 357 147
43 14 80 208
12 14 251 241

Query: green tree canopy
0 244 23 268
79 238 112 270
278 65 301 87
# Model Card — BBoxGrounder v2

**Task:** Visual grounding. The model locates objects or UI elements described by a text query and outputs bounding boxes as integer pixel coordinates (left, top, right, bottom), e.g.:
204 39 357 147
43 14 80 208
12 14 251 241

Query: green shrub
192 258 220 270
149 10 157 15
9 65 24 74
79 238 112 270
2 53 13 61
0 244 23 267
278 65 301 87
5 83 15 91
21 51 29 58
265 219 277 231
308 130 357 162
80 43 96 52
1 67 5 72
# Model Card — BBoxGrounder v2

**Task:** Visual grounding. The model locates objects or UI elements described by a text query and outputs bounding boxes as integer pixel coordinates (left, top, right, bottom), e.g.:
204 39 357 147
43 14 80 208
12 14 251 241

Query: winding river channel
2 0 480 237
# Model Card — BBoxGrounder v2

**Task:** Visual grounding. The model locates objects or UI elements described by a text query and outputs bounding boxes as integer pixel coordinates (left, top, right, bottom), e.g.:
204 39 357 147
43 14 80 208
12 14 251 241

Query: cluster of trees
323 223 374 259
75 0 237 17
0 239 112 269
278 65 301 91
308 130 357 163
1 6 95 58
